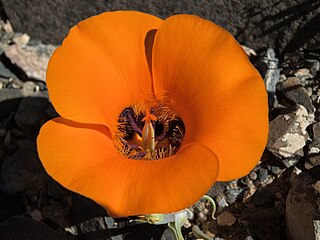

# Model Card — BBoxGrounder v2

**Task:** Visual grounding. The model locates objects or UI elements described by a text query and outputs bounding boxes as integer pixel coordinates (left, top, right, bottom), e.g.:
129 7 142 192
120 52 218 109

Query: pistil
141 109 157 152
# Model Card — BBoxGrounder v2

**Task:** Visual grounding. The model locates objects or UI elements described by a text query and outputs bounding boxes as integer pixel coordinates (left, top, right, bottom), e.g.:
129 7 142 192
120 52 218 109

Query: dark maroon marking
127 113 142 135
119 107 143 136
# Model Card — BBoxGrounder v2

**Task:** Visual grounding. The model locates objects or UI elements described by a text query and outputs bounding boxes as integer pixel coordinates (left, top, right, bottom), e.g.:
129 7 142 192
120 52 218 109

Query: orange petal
152 15 268 181
37 117 218 217
47 11 162 132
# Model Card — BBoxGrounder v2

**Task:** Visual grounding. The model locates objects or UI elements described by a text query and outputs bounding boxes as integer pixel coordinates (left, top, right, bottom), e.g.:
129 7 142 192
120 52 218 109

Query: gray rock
282 158 300 168
46 179 65 200
249 171 257 180
308 155 320 167
207 182 227 198
307 139 320 167
0 61 17 79
0 190 25 222
242 176 258 202
69 193 107 226
67 193 124 240
294 68 313 83
304 161 315 170
45 102 59 120
0 88 23 102
4 41 56 81
216 196 228 209
262 48 280 108
244 237 254 240
249 208 282 240
0 81 46 115
161 228 176 240
277 77 314 113
305 86 313 97
310 94 318 102
0 140 47 195
253 189 274 206
225 188 243 205
8 78 25 89
314 220 320 239
105 217 124 240
258 168 268 183
21 81 37 96
0 88 24 118
209 181 243 206
0 216 75 240
285 171 320 240
312 122 320 139
12 33 30 46
305 59 320 76
267 105 313 158
267 165 284 176
267 105 314 158
14 96 49 133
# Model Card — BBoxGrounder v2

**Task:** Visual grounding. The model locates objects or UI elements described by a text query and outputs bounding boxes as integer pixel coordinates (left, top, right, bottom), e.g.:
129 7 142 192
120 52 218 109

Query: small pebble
308 155 320 166
283 158 300 168
279 74 287 82
311 94 318 102
245 236 254 240
258 168 268 182
217 211 236 226
304 161 314 169
314 181 320 193
225 188 243 204
305 59 319 76
294 68 313 83
312 122 320 138
292 166 302 175
13 33 30 45
217 196 228 209
11 82 21 89
305 87 313 96
30 209 42 222
294 68 310 77
249 171 257 180
22 81 35 96
267 165 283 176
260 175 275 187
197 211 207 223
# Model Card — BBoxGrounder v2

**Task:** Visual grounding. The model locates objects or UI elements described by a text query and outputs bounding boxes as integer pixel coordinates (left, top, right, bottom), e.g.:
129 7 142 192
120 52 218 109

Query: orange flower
37 11 268 217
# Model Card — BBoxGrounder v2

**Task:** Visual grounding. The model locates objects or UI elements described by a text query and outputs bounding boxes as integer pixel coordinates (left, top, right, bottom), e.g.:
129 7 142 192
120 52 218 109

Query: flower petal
152 15 268 181
47 11 162 131
37 117 218 217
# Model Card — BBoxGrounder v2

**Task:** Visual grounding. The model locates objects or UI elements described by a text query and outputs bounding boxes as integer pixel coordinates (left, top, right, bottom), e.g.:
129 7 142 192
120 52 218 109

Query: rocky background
0 1 319 240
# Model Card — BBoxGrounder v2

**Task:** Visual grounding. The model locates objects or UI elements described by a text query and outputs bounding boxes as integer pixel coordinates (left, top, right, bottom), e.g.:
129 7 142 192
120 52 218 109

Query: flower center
114 104 185 160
